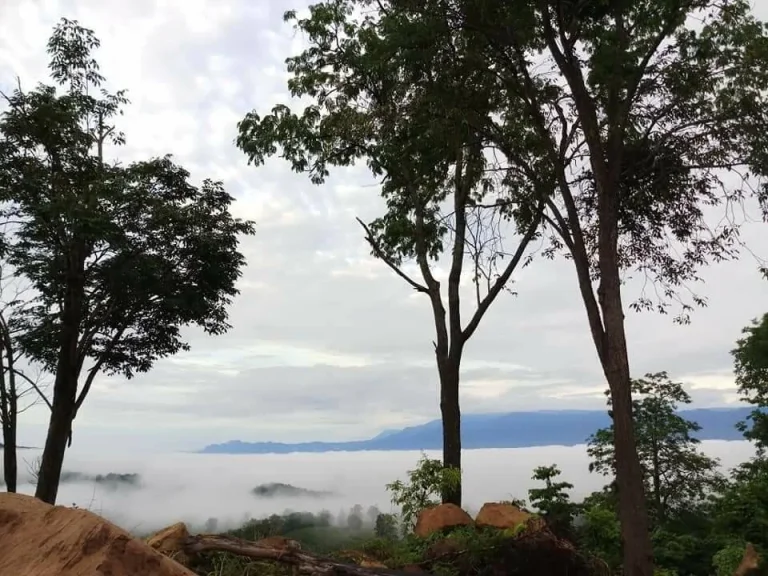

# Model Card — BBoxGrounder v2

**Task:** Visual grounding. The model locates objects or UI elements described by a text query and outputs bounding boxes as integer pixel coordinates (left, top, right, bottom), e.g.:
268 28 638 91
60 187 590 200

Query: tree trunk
651 437 663 523
34 376 76 504
35 246 85 505
600 281 653 576
0 346 17 492
2 418 17 493
438 358 462 507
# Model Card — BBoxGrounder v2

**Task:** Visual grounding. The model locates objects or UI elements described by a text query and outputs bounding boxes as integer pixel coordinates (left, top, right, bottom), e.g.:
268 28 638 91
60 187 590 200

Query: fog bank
3 441 755 534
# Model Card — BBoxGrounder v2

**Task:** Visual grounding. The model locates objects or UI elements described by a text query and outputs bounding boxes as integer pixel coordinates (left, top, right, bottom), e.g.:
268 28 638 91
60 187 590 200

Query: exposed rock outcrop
146 522 192 566
414 503 474 538
475 501 532 530
0 492 194 576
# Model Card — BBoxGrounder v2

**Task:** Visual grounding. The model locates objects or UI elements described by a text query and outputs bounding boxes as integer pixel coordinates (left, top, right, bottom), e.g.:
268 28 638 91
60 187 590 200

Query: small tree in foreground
0 19 255 504
386 454 461 532
528 464 578 539
0 265 49 492
374 513 399 540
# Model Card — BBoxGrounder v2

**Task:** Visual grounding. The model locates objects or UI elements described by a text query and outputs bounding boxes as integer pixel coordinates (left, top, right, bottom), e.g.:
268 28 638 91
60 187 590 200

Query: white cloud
1 0 767 451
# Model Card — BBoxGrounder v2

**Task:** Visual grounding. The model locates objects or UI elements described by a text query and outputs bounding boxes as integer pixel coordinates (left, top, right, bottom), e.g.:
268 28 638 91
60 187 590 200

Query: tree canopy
0 18 255 503
587 372 723 523
238 1 768 570
237 0 550 508
732 313 768 453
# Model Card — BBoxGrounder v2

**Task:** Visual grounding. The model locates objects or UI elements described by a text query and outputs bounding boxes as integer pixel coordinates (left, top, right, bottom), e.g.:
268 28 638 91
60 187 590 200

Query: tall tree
0 265 48 492
587 372 724 524
315 1 768 574
236 4 546 506
0 19 255 504
732 313 768 453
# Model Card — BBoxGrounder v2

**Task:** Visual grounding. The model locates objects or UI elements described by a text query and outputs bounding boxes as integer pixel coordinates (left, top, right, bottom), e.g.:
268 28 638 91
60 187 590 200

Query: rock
146 522 192 565
475 502 532 530
414 503 473 538
402 564 426 573
0 492 194 576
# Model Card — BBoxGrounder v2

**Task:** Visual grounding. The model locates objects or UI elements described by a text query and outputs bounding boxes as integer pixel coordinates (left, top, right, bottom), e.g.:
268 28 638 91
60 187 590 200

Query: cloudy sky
1 0 766 452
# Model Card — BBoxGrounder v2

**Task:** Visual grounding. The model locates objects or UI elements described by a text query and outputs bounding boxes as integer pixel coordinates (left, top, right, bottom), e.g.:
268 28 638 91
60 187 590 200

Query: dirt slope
0 492 195 576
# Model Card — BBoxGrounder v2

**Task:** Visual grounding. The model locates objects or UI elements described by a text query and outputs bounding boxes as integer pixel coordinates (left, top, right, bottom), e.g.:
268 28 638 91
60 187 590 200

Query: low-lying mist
3 441 756 535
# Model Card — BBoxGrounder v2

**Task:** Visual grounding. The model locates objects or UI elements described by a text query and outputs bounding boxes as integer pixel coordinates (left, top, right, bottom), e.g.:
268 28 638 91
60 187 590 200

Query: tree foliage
732 313 768 453
374 513 399 540
528 464 579 539
588 373 723 523
0 18 255 503
710 458 768 550
236 0 550 508
0 23 253 383
386 454 462 531
238 1 768 572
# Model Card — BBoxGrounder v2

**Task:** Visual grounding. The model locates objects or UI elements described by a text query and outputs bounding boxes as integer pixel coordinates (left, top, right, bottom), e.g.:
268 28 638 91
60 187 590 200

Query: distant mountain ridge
199 407 754 454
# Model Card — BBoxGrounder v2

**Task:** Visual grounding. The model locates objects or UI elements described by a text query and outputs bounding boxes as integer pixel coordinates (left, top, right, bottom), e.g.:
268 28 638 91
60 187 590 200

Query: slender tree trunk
609 375 652 576
559 193 653 574
651 437 663 523
2 420 17 492
35 372 77 504
438 357 462 507
1 372 18 493
599 277 653 576
0 345 17 492
35 248 85 505
6 344 19 493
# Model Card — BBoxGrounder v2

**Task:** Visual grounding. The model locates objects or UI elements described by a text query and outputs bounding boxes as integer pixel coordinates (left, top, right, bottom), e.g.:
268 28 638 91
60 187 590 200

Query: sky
0 0 767 452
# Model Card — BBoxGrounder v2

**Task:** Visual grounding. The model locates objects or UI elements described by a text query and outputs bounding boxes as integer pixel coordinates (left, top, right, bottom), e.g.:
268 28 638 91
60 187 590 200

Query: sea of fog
3 441 757 535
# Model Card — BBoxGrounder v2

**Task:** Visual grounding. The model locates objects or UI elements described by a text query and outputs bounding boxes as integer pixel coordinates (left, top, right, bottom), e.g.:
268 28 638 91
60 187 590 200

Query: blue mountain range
199 407 754 454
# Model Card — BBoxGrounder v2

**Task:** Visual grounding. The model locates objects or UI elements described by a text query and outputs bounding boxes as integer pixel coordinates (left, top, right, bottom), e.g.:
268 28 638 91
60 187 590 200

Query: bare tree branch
356 217 429 293
463 201 546 341
10 366 52 411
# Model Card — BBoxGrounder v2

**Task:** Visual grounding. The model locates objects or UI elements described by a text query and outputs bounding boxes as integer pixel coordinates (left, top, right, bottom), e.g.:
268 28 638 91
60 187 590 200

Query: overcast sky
1 0 766 453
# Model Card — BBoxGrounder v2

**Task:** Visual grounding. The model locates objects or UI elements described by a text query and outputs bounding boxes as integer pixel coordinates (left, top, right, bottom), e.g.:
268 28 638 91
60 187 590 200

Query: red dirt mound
0 492 195 576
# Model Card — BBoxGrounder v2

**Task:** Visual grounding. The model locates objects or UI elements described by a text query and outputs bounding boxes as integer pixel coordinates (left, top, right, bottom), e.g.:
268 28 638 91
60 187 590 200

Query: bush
386 453 461 532
713 543 748 576
374 513 399 540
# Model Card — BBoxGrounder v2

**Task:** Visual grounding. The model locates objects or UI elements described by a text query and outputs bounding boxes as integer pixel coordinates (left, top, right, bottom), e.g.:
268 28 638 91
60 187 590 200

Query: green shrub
386 453 461 532
713 543 748 576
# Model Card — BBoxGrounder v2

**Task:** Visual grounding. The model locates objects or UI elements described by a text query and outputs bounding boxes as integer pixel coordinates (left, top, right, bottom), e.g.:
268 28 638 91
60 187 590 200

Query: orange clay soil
0 492 195 576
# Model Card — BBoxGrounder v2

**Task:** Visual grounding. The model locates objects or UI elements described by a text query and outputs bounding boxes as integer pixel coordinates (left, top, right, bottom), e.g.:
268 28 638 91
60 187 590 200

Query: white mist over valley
3 441 756 535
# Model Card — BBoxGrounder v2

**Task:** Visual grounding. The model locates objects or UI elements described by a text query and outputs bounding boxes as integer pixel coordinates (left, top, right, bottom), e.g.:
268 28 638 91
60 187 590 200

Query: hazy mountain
200 407 753 454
